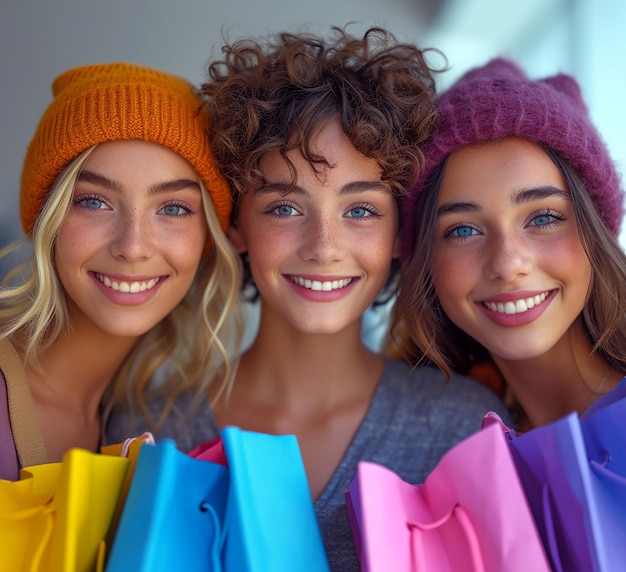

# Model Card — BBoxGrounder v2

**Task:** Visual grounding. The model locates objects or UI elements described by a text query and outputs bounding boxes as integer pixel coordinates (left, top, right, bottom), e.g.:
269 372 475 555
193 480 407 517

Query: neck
232 307 383 412
493 320 622 427
29 313 138 417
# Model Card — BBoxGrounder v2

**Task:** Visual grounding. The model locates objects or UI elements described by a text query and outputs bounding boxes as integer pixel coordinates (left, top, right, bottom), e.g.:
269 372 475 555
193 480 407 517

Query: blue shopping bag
105 439 228 571
221 426 330 572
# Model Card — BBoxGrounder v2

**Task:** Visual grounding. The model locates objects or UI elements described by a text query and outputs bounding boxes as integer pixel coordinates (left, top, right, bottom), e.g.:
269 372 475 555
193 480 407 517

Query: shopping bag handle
118 432 155 457
407 503 486 572
0 501 54 571
199 499 227 571
589 451 626 484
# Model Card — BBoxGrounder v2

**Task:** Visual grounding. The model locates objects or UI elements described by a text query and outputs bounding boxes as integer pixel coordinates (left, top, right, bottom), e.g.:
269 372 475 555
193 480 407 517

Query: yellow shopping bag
0 448 128 572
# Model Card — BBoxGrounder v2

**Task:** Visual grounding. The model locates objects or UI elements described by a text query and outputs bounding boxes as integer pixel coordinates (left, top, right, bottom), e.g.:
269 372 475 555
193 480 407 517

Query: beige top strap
0 338 48 467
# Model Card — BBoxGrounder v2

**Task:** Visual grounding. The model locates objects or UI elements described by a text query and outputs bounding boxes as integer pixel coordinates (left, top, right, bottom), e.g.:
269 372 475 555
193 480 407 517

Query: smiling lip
477 289 556 327
95 273 161 293
288 275 353 292
91 271 166 306
481 290 551 315
285 274 357 302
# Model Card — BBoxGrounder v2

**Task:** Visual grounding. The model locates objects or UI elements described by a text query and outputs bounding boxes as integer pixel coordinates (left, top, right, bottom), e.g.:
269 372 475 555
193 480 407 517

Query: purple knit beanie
400 57 624 260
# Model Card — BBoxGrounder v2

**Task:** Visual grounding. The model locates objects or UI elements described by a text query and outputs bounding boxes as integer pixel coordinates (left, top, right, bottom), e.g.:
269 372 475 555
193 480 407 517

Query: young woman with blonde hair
0 62 242 478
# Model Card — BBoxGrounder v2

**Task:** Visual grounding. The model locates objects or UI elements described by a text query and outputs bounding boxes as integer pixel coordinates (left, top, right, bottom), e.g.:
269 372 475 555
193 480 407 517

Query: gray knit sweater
106 358 508 572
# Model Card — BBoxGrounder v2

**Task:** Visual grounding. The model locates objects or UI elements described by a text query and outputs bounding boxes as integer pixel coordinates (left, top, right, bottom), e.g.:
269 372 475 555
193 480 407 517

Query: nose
483 231 533 282
298 213 343 264
109 208 156 261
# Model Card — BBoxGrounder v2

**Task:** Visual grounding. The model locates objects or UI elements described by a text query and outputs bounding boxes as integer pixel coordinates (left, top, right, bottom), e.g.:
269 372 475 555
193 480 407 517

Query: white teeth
290 276 352 291
95 273 160 293
484 292 548 315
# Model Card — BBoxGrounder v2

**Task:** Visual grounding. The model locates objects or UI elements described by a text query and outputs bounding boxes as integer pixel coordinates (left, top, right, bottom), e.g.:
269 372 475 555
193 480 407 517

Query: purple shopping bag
487 387 626 572
346 423 550 572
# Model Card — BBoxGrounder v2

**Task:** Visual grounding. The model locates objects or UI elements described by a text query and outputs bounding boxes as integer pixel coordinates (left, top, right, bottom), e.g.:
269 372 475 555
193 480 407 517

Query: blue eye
74 195 108 210
347 207 368 218
85 198 104 209
345 203 380 219
276 204 296 217
159 204 190 217
449 225 477 238
530 213 558 227
265 202 299 218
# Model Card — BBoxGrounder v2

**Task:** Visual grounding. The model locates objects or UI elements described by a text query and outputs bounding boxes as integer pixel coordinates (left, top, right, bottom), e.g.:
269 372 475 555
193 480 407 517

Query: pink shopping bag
346 422 550 571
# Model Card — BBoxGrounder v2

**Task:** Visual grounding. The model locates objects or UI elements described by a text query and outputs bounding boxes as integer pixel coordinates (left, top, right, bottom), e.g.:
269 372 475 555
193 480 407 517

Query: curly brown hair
202 26 442 207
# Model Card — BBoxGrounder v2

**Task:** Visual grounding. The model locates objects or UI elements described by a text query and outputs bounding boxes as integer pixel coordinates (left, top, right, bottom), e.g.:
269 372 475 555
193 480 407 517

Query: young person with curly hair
394 58 626 432
106 28 506 569
0 62 243 479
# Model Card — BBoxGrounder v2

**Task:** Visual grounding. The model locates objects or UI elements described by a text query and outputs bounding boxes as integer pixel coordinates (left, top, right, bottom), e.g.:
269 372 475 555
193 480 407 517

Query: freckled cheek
57 217 87 245
248 242 281 278
548 244 592 290
55 223 98 269
157 222 208 260
250 227 295 262
361 229 397 258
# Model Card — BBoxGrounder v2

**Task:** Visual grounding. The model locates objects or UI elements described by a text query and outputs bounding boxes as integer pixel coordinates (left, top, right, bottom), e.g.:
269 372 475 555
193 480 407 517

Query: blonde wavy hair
0 145 243 430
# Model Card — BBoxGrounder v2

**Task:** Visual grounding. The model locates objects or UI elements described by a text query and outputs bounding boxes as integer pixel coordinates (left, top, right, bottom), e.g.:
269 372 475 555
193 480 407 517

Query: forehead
260 120 383 186
440 137 567 199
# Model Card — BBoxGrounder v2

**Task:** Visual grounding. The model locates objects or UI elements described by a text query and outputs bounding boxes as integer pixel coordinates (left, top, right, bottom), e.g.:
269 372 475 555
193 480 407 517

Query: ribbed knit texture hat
400 57 624 259
20 62 232 238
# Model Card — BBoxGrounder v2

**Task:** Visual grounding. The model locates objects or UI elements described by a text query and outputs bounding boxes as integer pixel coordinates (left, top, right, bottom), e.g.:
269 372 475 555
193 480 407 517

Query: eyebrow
437 185 571 216
257 180 391 196
77 170 201 195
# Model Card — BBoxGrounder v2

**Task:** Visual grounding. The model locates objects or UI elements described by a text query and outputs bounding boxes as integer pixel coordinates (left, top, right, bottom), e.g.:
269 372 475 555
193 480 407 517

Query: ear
227 223 248 254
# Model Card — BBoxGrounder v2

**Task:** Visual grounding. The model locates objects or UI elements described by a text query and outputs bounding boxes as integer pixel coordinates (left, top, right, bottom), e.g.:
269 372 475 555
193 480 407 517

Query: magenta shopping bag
346 423 550 572
189 437 227 466
486 385 626 572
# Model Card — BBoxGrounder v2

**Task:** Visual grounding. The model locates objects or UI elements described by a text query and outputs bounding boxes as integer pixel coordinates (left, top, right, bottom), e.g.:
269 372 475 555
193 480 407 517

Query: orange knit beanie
20 62 232 237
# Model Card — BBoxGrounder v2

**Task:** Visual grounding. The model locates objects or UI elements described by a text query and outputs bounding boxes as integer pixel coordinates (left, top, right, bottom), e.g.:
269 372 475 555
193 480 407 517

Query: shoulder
341 358 508 476
372 358 511 459
380 357 507 416
0 338 48 469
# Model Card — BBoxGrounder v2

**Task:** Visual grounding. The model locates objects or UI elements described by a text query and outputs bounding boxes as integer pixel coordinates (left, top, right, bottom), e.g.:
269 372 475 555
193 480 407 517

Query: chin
488 345 548 362
292 321 349 336
95 320 157 339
